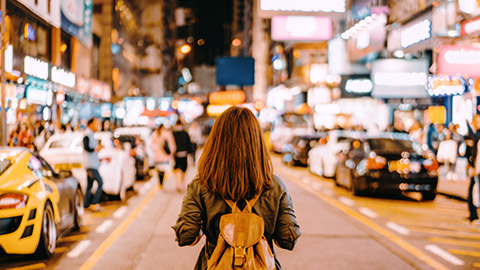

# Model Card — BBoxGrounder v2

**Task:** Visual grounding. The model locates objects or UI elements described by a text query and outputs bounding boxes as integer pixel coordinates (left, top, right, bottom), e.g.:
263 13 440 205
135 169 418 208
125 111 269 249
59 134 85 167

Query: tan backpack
207 195 276 270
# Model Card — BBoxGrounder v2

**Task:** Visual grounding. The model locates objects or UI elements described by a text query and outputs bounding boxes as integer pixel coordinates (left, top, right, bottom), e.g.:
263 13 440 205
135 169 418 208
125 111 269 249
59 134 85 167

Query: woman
172 107 301 269
150 124 176 187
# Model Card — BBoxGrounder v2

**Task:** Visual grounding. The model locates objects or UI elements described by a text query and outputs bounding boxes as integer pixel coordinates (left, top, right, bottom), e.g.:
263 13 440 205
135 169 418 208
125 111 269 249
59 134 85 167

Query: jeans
467 176 479 221
85 168 104 208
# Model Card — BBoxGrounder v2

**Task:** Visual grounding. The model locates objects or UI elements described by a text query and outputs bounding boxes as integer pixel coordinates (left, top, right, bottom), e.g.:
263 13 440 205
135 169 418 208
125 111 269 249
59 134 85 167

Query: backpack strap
224 193 261 213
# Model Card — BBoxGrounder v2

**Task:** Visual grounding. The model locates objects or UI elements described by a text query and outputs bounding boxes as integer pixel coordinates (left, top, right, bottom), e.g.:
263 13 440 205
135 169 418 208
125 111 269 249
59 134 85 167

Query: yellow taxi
0 148 83 258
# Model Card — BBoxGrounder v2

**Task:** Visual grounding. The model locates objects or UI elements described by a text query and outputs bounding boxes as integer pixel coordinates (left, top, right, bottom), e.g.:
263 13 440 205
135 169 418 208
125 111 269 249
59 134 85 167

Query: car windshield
0 159 11 176
49 139 74 149
368 138 417 154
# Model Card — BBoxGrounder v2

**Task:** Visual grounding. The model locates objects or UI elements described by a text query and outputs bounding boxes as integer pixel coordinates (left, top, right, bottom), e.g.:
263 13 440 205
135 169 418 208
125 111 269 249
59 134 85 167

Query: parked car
270 113 314 154
40 132 135 201
114 127 153 180
334 133 439 201
282 133 326 167
0 148 83 258
308 130 364 178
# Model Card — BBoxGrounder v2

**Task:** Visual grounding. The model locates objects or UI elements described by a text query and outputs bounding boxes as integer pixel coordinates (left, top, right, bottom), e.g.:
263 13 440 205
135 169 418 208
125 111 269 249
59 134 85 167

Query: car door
36 155 74 231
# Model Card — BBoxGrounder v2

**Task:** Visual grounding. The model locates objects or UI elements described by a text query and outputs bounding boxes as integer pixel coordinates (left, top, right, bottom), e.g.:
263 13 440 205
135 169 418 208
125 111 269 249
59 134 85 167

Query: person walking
172 119 193 192
150 124 176 188
172 107 301 270
465 115 480 223
82 118 104 212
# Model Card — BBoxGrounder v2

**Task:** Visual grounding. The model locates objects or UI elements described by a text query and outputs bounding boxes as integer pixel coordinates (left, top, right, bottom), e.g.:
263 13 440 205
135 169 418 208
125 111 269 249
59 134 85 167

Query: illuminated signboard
459 0 480 14
371 59 428 98
52 66 76 88
271 16 332 41
438 45 480 78
24 56 49 80
258 0 345 18
345 79 373 94
427 75 466 96
401 19 432 48
461 16 480 36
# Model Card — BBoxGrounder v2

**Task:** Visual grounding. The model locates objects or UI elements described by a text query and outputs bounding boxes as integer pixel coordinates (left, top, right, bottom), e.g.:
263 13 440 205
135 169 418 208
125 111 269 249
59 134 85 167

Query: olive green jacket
172 175 301 270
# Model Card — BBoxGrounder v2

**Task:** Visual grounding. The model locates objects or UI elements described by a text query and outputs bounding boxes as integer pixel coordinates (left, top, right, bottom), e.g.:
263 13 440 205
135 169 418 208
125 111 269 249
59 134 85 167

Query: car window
28 155 44 179
368 138 415 154
0 159 12 176
49 139 73 149
37 156 56 178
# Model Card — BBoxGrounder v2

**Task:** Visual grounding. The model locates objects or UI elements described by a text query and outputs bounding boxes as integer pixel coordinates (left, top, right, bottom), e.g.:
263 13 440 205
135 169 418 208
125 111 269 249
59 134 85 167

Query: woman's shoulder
264 175 288 196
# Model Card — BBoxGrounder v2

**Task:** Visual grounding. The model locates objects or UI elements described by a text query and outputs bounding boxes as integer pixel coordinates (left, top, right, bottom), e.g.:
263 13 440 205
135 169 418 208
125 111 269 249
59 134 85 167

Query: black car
334 133 438 201
282 133 326 167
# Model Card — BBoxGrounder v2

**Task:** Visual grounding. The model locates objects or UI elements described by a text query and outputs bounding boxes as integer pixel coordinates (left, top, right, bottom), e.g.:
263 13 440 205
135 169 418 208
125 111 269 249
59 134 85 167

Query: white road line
311 182 322 191
323 189 335 197
338 196 355 207
95 220 114 234
359 207 378 219
67 240 91 258
386 222 410 235
425 245 464 266
113 206 128 219
302 178 311 185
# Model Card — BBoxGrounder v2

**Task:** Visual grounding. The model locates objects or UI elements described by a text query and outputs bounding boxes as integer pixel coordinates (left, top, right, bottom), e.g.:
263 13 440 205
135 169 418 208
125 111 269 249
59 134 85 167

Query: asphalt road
2 155 480 270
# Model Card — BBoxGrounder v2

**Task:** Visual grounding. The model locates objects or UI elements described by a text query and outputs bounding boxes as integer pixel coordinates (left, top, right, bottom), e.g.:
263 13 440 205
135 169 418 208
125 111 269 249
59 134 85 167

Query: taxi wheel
36 202 57 258
74 188 84 231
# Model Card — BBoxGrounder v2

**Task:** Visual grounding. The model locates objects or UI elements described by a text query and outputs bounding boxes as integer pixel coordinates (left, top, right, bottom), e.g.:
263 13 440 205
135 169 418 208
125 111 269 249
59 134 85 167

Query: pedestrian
465 115 480 223
18 123 34 149
172 118 193 192
82 118 104 212
150 124 176 188
172 106 301 270
437 130 458 181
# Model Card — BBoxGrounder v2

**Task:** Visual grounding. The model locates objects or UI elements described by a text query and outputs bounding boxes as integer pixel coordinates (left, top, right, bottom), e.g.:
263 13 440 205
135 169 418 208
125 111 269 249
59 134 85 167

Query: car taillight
366 155 387 170
423 159 439 171
0 193 28 209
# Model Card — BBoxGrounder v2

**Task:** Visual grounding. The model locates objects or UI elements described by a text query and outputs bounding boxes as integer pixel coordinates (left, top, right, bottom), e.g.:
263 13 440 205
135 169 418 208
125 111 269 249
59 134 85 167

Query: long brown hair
198 106 273 201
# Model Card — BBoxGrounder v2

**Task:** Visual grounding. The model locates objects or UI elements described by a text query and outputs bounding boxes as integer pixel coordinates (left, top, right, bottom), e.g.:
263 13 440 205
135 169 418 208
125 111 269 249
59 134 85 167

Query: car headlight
0 193 29 209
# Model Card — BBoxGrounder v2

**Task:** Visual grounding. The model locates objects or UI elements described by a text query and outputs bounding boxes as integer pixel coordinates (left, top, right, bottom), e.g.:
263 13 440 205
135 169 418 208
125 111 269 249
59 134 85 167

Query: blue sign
61 0 93 48
216 57 255 86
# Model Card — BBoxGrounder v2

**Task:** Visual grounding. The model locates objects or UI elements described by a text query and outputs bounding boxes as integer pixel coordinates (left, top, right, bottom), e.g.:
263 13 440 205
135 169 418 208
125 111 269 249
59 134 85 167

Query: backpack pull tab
234 232 246 267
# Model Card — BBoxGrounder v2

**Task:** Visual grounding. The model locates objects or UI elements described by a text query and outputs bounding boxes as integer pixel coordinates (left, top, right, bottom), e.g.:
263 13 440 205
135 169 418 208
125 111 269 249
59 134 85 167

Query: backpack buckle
234 246 245 266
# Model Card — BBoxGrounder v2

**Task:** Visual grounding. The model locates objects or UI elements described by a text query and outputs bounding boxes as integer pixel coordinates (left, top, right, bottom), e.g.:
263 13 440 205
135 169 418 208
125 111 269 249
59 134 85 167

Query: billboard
258 0 345 18
61 0 93 48
371 59 429 98
216 57 255 86
271 16 332 41
438 45 480 78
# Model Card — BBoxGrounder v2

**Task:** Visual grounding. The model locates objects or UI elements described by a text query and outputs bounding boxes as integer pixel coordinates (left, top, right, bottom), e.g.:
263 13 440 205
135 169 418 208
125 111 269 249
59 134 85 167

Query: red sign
438 45 480 78
461 16 480 36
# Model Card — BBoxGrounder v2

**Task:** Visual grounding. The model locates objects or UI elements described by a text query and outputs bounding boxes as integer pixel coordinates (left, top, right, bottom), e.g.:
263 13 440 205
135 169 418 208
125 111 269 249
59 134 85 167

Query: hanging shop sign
458 0 480 15
271 16 332 41
461 16 480 36
25 77 53 106
24 56 49 80
387 12 434 53
209 90 246 105
76 77 111 101
52 66 76 88
438 45 480 78
345 78 372 94
400 19 432 48
61 0 93 48
258 0 345 18
371 59 429 98
427 75 466 96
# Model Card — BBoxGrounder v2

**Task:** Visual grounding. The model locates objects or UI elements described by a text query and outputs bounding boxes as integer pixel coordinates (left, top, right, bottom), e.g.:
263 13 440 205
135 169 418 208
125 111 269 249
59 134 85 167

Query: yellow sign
428 106 446 124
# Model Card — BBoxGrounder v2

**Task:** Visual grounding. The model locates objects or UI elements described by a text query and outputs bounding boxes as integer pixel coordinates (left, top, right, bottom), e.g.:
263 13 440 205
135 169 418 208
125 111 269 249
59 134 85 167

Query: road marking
54 247 69 253
425 245 464 266
322 189 334 197
359 207 378 219
58 234 86 243
386 222 410 235
113 206 128 219
411 227 480 240
67 240 92 258
302 178 311 185
473 262 480 268
7 263 47 270
429 237 480 248
80 185 158 270
95 220 114 234
449 249 480 257
338 196 355 207
276 167 449 270
311 182 322 191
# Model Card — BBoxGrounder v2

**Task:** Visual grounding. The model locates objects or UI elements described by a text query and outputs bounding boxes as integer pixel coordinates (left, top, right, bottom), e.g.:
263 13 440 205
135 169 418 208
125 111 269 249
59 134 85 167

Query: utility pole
0 0 6 146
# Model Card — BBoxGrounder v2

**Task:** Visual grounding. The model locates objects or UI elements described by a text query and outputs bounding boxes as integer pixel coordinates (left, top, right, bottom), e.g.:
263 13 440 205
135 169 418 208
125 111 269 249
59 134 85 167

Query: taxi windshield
0 159 12 176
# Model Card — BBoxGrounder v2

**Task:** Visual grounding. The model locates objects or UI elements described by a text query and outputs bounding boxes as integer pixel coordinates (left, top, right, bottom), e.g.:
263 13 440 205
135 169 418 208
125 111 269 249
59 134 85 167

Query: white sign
464 19 480 35
26 87 53 106
259 0 345 17
5 45 13 73
374 72 427 86
401 19 432 48
459 0 480 14
443 49 480 65
356 30 370 50
345 79 373 93
24 56 49 80
52 66 76 87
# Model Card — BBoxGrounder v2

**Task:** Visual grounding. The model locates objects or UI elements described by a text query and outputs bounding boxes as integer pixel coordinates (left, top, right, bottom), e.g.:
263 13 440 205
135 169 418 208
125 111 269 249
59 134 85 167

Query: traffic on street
1 0 480 269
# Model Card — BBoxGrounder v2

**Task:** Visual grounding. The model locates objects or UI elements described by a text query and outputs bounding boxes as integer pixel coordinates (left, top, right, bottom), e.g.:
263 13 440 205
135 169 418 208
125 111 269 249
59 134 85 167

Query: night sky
179 0 233 65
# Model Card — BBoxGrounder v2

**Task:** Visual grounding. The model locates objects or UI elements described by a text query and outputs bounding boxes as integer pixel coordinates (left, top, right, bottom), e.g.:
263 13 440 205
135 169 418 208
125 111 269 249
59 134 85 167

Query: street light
179 44 191 54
